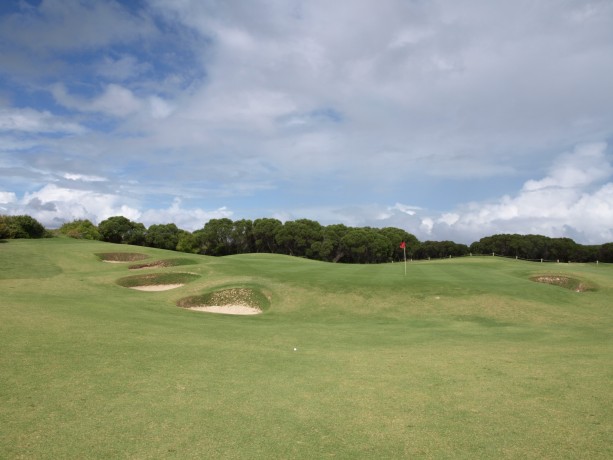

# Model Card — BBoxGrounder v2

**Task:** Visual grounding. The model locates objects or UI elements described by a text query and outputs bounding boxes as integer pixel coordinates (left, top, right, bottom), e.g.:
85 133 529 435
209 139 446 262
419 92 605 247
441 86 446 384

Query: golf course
1 237 611 458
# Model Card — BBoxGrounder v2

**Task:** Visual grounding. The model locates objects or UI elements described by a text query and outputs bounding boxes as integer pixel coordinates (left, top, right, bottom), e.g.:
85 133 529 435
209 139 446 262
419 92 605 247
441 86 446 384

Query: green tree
232 219 255 254
253 218 282 253
176 231 199 253
598 243 613 263
199 218 235 255
58 219 101 240
311 224 349 262
341 228 391 263
379 227 419 261
275 219 323 257
98 216 146 245
0 215 46 239
145 223 182 250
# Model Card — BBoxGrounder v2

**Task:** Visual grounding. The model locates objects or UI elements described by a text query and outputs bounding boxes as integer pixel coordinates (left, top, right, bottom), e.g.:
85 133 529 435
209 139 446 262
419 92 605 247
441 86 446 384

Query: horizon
1 1 612 245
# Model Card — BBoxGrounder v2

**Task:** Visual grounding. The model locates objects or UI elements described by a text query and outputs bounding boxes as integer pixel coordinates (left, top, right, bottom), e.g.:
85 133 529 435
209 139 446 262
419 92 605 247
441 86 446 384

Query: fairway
1 238 612 458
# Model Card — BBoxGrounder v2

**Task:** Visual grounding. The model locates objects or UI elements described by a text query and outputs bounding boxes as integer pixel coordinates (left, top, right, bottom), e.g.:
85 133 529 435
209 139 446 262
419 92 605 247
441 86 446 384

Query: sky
1 0 613 244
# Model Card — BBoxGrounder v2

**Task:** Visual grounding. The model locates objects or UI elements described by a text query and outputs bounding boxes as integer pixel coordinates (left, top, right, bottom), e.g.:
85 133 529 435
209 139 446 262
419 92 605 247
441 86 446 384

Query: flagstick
404 245 407 276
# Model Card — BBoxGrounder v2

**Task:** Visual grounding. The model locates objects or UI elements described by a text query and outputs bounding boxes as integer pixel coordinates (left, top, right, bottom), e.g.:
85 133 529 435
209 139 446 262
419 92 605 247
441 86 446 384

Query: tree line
2 214 613 263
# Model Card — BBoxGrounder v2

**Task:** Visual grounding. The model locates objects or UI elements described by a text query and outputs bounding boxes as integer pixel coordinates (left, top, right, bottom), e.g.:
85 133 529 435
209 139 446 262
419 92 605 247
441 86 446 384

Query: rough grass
129 258 198 270
96 252 149 262
1 239 612 459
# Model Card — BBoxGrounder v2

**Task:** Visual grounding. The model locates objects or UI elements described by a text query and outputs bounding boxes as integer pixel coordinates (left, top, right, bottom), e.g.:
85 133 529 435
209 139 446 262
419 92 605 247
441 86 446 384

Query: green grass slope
1 238 612 459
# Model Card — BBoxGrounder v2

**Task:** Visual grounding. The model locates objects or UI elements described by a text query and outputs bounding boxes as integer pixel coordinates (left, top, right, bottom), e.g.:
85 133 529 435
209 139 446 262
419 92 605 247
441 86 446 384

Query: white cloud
0 107 84 134
63 173 107 182
389 203 421 216
523 143 612 191
374 142 613 244
140 198 233 231
0 191 17 204
16 184 141 227
51 83 143 117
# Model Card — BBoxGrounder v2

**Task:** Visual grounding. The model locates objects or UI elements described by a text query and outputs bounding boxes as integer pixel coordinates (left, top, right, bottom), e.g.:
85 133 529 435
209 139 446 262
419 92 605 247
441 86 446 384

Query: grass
1 238 612 458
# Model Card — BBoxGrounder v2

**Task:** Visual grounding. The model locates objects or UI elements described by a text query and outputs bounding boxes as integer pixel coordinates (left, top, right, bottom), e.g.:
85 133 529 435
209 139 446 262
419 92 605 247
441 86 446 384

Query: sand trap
104 260 129 264
187 305 262 315
130 284 184 291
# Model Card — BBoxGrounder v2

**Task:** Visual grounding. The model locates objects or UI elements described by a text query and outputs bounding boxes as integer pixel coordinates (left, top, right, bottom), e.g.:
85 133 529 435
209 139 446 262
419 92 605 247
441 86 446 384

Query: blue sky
1 0 613 244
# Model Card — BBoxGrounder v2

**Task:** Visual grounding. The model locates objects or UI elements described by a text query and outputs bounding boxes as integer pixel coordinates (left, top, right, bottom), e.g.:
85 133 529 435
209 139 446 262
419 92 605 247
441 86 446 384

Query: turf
1 238 612 458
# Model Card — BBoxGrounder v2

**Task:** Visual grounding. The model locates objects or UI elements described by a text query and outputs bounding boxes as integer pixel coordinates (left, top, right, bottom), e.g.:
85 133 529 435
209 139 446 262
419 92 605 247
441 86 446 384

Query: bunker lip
185 305 262 315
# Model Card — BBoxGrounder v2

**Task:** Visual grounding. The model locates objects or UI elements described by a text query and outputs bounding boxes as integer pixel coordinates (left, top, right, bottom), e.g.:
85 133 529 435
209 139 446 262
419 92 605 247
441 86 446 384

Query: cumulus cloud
50 83 175 120
1 186 233 232
51 84 142 117
13 184 141 227
140 198 233 231
0 107 84 134
372 143 613 244
0 191 17 204
523 143 612 191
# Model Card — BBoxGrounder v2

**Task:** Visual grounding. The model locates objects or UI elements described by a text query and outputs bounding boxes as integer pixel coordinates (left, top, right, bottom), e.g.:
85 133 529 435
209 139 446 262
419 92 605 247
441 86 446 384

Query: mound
96 252 149 263
531 274 594 292
177 287 269 315
116 272 200 291
129 258 198 270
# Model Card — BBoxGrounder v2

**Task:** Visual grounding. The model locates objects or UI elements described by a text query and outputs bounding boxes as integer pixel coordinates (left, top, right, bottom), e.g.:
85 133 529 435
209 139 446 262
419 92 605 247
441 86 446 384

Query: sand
129 284 184 291
187 305 262 315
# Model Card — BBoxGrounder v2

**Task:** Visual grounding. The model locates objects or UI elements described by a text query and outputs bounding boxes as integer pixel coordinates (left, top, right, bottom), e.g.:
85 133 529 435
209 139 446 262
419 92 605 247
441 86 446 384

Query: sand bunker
129 284 184 291
186 305 262 315
117 272 199 291
177 287 268 315
531 275 592 292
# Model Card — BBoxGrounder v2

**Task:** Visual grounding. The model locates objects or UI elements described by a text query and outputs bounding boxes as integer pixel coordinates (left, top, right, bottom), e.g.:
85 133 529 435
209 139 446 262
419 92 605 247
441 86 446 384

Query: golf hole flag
400 242 407 275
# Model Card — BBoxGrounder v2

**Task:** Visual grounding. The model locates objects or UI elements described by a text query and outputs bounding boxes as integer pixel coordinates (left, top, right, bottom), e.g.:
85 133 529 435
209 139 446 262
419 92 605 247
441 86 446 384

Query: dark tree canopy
4 214 611 265
98 216 146 245
145 223 182 250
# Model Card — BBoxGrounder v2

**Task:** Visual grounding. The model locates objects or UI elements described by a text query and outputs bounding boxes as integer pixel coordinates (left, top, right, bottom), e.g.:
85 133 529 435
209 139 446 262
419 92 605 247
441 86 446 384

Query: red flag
399 241 406 249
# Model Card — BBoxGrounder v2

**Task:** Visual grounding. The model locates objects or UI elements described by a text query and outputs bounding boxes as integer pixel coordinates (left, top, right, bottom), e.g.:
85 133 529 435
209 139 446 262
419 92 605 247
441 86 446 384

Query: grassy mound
177 287 270 312
116 272 199 288
96 252 149 262
128 258 198 270
530 274 595 292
